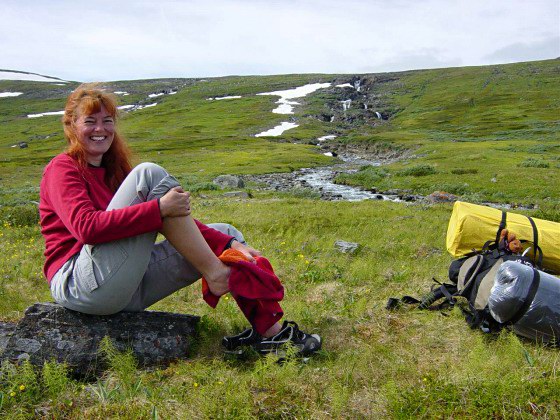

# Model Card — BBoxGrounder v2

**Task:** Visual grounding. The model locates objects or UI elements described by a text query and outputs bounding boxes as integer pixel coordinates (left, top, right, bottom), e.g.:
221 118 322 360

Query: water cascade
341 100 352 111
354 80 361 92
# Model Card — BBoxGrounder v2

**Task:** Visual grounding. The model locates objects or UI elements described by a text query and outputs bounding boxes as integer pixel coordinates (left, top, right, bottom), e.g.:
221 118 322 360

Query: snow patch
258 83 331 115
341 100 352 111
207 95 242 100
255 122 299 137
118 105 135 110
114 91 129 95
336 83 353 88
323 152 334 157
137 103 158 110
27 111 65 118
0 92 23 98
0 70 67 83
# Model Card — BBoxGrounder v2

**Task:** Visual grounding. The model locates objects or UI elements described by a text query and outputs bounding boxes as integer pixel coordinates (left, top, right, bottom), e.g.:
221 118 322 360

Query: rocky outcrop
213 175 245 189
1 303 199 378
425 191 459 203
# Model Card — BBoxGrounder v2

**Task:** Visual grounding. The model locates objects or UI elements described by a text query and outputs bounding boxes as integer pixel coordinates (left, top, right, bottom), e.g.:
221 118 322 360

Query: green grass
2 198 560 418
0 59 559 418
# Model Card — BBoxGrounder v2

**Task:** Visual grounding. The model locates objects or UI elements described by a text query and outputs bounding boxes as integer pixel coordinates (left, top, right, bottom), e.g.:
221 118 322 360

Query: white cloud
0 0 558 81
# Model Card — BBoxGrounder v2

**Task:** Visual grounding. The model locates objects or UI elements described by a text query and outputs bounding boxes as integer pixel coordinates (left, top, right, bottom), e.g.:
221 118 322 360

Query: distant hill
1 59 558 205
0 69 70 83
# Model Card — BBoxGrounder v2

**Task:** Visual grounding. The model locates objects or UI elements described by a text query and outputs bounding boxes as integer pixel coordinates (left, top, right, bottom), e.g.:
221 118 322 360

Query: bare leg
161 215 230 296
162 214 282 336
264 322 282 338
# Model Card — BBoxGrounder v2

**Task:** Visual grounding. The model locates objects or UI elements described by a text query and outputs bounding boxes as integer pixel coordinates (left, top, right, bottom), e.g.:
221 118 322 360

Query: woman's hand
159 187 191 218
231 240 262 263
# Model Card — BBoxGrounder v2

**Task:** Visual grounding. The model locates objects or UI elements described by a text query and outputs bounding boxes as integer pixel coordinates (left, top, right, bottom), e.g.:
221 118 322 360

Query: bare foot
205 264 231 296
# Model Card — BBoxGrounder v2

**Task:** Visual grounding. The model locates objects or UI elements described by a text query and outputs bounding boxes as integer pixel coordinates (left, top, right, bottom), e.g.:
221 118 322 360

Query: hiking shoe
254 321 322 357
222 327 262 354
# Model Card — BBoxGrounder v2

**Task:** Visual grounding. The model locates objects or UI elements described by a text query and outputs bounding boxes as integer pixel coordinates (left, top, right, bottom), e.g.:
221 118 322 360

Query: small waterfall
341 99 352 111
364 104 368 110
375 111 382 119
330 116 335 122
354 80 361 92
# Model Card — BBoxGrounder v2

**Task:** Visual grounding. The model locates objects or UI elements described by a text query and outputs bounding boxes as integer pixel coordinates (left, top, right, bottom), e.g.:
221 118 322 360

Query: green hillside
1 59 559 206
1 60 559 418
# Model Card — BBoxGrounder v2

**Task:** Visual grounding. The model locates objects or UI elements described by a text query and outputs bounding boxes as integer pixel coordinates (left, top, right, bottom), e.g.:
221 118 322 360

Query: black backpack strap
386 296 421 310
526 216 543 269
495 210 507 245
506 268 541 325
386 282 458 311
438 284 457 305
460 255 485 295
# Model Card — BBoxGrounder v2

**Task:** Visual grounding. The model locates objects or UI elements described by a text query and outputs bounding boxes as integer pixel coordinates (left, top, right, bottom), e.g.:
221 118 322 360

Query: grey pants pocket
78 243 129 292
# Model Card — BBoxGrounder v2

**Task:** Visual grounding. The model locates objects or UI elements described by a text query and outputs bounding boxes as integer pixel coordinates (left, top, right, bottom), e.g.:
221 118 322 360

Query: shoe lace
284 321 306 341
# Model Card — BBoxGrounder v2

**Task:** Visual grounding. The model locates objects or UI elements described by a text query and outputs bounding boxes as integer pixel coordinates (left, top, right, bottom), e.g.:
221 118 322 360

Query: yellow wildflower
10 391 15 397
19 385 25 391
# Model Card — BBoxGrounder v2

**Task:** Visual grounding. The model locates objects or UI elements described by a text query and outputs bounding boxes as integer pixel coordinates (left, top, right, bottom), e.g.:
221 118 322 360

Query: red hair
63 84 133 191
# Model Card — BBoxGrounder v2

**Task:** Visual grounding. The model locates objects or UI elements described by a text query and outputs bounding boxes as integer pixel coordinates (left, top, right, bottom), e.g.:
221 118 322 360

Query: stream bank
248 147 423 202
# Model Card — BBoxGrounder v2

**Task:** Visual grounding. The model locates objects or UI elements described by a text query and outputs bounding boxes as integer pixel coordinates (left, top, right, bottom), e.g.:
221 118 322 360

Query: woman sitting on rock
39 84 321 356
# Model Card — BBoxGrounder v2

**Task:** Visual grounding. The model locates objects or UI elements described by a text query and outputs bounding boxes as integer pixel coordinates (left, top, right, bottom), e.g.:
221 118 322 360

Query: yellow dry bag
446 201 560 274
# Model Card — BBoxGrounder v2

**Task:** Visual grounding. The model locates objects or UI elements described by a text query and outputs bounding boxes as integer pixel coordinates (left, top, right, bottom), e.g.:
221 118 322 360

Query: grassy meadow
0 60 559 418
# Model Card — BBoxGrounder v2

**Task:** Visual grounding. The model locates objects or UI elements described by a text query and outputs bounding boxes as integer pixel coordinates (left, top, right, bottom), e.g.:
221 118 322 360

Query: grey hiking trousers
50 162 246 315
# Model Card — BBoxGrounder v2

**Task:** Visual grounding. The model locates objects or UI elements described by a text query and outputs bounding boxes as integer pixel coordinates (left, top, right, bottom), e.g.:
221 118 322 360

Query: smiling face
74 104 115 166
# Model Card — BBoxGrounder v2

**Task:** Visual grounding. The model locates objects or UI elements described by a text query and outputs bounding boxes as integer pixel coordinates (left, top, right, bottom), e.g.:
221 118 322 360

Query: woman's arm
44 157 234 252
44 158 162 244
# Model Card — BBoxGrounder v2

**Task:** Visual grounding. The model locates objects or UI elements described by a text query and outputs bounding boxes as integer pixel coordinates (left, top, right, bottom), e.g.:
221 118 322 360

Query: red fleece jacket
202 249 284 335
40 153 233 281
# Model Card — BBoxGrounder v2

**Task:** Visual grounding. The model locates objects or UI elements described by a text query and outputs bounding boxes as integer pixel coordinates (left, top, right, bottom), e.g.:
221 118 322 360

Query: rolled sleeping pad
488 261 560 343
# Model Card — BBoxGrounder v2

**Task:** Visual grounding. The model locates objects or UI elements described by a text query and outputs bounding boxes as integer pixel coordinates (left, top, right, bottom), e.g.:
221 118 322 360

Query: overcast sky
1 0 558 82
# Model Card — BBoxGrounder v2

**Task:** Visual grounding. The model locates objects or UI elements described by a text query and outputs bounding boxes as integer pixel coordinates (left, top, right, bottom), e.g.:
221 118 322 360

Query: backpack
387 224 540 333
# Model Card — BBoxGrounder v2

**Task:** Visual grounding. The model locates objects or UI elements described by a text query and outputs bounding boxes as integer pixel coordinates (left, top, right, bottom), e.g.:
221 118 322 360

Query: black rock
1 303 199 378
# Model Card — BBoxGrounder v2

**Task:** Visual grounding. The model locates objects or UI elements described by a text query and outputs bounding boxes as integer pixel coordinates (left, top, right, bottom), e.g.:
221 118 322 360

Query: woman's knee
207 223 247 244
131 162 180 201
133 162 167 179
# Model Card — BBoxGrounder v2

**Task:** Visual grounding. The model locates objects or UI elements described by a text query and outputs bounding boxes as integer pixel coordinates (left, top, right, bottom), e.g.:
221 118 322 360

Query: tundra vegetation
0 59 559 418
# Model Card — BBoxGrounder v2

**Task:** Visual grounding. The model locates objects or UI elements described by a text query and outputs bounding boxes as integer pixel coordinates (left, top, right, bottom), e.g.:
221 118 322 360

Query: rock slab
334 240 361 254
1 303 199 377
213 175 245 189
